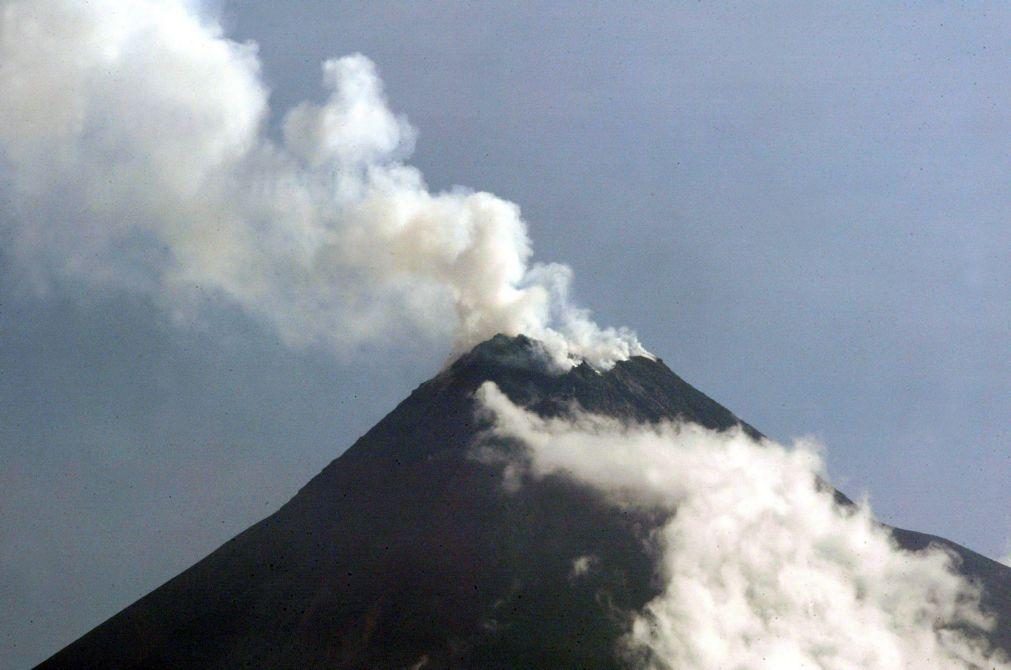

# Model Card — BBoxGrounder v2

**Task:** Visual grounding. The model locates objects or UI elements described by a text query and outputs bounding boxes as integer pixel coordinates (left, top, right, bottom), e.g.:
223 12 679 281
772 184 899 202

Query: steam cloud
6 3 1008 667
476 382 1009 670
0 0 646 369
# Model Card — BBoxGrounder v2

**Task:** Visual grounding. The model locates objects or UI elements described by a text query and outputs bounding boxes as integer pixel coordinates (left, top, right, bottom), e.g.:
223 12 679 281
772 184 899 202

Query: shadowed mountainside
37 335 1011 668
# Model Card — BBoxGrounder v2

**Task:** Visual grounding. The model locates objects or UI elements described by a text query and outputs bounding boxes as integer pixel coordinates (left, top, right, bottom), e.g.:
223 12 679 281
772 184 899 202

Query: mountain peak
36 335 1011 669
447 333 558 374
438 334 751 433
449 332 654 377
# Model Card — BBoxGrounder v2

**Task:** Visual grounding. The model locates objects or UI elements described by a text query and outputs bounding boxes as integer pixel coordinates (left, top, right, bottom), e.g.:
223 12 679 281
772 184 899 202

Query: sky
1 2 1008 667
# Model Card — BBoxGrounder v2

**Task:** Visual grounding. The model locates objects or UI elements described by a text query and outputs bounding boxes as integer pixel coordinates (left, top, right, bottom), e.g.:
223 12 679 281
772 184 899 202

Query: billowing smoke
6 4 1007 667
476 382 1009 670
0 0 645 369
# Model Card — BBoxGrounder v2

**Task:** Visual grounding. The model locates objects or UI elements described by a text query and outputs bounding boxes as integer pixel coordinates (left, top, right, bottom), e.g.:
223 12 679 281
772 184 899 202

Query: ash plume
477 381 1010 670
0 0 646 369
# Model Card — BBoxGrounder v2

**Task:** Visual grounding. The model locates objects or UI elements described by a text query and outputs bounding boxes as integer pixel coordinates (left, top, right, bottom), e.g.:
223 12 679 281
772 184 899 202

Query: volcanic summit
37 335 1011 669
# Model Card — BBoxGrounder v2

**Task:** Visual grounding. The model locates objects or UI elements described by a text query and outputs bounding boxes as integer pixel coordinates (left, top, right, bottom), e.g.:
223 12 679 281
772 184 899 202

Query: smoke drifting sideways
0 0 646 370
476 382 1010 670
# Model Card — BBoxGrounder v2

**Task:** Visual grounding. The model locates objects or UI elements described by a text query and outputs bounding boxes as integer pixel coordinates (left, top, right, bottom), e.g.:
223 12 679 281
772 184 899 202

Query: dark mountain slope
37 335 1011 668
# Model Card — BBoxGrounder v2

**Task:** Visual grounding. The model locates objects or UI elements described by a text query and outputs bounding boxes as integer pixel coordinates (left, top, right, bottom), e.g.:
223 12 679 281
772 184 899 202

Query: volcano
37 335 1011 669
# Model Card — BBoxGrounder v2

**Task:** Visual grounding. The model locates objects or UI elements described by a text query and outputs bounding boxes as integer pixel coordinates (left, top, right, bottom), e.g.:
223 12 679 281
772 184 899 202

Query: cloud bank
0 0 645 369
476 381 1008 670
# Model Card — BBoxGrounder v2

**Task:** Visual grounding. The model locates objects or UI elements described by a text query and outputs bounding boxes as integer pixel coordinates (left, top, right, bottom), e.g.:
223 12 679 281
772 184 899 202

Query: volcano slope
37 335 1011 669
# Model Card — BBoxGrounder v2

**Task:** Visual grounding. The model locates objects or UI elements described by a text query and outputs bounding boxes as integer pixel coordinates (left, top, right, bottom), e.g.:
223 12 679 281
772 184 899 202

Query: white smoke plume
476 381 1009 670
0 0 646 369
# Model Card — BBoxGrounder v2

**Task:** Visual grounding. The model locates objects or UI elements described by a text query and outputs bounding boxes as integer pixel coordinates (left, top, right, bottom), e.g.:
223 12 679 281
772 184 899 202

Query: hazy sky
2 2 1008 667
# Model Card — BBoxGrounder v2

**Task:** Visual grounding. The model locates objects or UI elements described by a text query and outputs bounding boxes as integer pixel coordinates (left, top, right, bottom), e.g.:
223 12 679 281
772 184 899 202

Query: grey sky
2 2 1008 667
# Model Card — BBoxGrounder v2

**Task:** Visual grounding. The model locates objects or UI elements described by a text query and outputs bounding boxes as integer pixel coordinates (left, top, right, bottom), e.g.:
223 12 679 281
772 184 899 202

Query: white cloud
570 554 598 578
476 381 1009 669
0 0 645 369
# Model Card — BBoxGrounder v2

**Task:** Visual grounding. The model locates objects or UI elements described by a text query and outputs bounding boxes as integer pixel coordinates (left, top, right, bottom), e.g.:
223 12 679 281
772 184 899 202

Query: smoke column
0 0 646 369
5 3 1008 667
477 382 1010 670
